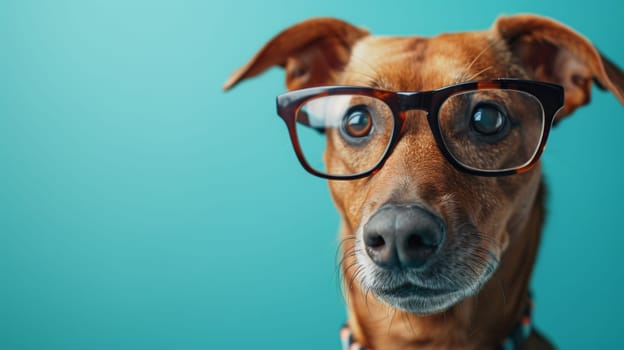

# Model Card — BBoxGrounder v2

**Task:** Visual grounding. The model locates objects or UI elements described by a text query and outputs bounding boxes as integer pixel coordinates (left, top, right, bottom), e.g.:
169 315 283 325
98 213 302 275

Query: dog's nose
363 204 445 269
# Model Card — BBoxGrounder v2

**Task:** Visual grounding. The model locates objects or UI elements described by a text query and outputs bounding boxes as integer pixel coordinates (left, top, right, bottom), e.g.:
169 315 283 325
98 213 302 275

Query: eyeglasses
276 79 564 180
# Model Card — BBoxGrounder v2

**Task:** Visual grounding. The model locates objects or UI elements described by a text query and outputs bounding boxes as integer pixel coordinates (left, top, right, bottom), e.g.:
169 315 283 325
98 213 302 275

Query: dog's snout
363 205 445 269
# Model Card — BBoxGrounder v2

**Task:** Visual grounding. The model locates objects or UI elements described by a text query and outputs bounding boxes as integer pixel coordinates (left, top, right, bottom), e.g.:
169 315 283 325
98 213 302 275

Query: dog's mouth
368 270 492 315
361 257 498 315
378 283 454 299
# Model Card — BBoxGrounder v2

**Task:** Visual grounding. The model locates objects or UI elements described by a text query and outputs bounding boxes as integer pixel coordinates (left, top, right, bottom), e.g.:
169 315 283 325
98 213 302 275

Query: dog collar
340 298 533 350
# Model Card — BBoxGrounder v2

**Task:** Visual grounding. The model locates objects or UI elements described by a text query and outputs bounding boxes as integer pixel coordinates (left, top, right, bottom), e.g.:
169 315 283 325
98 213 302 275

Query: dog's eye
342 105 373 138
471 104 507 136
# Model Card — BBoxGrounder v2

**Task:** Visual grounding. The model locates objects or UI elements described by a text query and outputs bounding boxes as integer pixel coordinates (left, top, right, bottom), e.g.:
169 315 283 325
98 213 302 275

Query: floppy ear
494 14 624 122
223 17 369 91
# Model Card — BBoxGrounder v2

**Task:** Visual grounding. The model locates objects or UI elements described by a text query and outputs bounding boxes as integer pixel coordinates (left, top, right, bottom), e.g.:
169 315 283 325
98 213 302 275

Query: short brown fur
225 15 624 350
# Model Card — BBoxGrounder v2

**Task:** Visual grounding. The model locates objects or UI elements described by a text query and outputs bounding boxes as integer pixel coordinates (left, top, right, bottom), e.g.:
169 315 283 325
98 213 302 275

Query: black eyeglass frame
276 79 564 180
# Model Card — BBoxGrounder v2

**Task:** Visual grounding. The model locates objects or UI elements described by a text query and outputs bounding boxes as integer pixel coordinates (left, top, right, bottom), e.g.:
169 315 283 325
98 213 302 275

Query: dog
223 14 624 349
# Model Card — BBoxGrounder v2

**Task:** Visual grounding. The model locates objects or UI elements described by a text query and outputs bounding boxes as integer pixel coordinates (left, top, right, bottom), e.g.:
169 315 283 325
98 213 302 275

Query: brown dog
224 15 624 350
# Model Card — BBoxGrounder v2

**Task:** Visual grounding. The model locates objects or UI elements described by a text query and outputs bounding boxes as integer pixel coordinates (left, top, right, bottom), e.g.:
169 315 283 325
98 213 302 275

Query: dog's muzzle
357 203 493 314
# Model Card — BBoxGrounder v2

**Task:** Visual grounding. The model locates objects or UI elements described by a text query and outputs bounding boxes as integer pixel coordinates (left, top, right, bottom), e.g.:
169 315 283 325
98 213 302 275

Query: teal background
1 0 622 349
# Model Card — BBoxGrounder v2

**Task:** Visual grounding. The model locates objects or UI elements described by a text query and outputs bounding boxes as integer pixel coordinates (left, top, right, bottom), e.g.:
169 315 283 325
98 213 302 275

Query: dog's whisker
363 285 372 314
403 310 416 335
387 308 398 336
344 54 383 82
338 68 378 86
350 266 364 291
459 37 503 82
464 41 492 74
343 261 361 277
337 251 357 268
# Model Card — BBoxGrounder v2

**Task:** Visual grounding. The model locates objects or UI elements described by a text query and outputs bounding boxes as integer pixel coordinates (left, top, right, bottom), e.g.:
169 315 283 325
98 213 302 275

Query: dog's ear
495 14 624 121
223 17 369 91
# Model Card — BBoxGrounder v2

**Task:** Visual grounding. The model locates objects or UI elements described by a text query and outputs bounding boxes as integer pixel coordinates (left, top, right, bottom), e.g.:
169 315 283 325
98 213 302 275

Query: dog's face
329 33 543 314
225 16 623 315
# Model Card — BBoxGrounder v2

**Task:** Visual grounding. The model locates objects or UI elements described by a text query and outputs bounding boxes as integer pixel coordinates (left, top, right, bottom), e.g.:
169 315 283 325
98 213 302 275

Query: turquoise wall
1 0 623 349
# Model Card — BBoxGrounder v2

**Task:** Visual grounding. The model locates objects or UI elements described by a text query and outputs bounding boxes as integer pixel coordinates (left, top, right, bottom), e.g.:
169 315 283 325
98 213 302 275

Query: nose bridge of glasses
397 91 433 112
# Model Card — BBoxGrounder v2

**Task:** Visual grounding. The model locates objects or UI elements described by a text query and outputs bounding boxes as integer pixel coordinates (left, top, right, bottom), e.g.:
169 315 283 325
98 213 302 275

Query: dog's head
224 15 623 315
